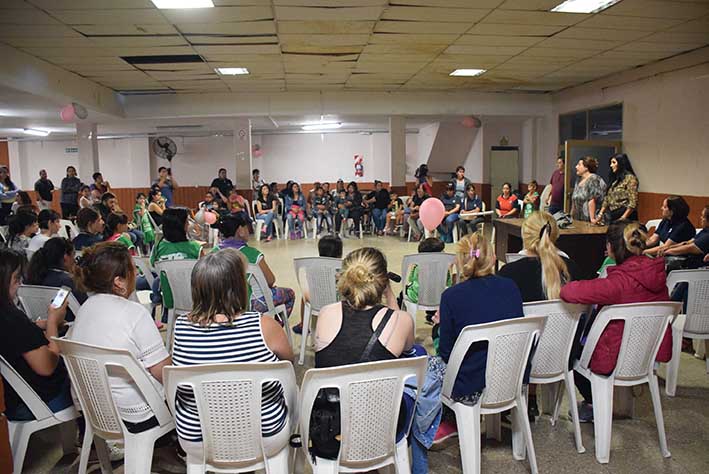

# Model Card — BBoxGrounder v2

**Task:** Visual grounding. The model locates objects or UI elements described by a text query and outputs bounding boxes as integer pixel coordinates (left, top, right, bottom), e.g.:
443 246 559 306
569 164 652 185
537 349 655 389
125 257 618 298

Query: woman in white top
70 241 171 432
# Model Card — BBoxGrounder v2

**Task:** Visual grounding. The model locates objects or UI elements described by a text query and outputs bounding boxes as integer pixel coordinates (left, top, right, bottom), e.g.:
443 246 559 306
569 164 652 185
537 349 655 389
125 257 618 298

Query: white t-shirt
69 293 169 423
27 232 53 253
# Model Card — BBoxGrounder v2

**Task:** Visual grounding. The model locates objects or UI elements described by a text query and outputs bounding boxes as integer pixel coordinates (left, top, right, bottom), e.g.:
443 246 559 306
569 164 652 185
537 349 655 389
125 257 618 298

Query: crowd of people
1 152 708 473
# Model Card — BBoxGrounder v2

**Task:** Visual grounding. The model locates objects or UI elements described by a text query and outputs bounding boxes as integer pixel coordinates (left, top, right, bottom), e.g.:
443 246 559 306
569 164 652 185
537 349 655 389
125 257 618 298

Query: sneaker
154 320 164 330
571 401 594 423
265 235 273 242
431 419 458 449
292 323 303 335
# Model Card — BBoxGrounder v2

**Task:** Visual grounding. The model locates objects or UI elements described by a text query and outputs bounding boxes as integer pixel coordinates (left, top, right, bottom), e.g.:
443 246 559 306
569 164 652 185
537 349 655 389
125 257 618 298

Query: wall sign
65 147 78 153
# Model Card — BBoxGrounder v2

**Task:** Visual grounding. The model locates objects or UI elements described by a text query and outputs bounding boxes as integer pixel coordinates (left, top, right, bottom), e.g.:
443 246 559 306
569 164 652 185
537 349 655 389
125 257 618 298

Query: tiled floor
20 235 709 473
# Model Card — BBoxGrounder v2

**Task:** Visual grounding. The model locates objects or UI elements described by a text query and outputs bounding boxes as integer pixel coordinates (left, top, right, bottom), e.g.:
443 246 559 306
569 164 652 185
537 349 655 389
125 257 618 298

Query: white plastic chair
646 219 662 233
58 219 80 240
133 256 157 309
664 269 709 396
573 302 680 464
163 361 298 473
540 185 551 212
54 338 175 474
247 263 293 349
505 253 525 264
293 257 342 365
17 284 82 322
442 317 546 474
252 199 282 242
401 253 456 331
298 357 426 473
0 224 8 244
1 355 80 474
454 202 490 243
523 300 591 453
155 259 198 351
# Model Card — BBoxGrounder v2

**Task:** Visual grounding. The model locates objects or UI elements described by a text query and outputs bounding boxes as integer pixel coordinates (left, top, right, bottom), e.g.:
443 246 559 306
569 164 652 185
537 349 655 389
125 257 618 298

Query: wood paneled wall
0 142 9 169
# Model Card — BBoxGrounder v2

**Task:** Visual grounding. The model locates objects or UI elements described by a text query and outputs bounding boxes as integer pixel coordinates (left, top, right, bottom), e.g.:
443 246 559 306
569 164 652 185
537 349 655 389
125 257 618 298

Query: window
559 103 622 143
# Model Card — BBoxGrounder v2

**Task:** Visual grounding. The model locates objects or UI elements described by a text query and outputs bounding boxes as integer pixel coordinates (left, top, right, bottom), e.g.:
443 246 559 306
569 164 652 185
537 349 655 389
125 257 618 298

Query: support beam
76 123 99 184
389 116 406 188
232 119 252 193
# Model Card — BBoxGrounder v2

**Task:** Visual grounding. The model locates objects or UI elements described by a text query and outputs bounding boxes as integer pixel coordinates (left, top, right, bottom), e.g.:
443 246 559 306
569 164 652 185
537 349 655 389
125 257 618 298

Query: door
490 146 520 202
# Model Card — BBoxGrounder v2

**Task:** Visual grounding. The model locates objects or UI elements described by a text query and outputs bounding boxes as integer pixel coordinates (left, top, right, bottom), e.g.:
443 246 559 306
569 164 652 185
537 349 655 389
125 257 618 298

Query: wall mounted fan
152 136 178 162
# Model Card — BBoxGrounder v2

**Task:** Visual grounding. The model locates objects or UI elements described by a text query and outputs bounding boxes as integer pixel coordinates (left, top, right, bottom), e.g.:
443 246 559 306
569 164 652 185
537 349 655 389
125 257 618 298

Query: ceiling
1 0 708 95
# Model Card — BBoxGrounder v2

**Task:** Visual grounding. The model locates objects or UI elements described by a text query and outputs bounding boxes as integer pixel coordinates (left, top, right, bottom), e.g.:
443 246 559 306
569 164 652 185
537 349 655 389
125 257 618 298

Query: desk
494 218 607 280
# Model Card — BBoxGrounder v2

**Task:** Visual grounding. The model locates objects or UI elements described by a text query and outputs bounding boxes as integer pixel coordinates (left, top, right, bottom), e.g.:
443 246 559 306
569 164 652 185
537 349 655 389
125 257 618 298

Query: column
232 118 252 193
76 122 99 184
389 116 406 192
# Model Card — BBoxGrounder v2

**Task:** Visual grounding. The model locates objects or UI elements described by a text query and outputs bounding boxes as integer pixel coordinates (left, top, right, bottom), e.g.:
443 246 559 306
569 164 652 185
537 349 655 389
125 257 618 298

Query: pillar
76 122 99 184
232 118 252 193
389 116 406 192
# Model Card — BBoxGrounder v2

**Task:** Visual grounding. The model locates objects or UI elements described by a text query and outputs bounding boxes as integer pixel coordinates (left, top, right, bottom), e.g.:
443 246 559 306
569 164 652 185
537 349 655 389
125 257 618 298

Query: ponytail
522 212 569 299
26 237 74 285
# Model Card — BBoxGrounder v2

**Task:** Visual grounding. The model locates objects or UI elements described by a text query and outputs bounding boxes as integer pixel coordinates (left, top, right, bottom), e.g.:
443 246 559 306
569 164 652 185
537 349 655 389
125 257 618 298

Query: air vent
121 55 204 65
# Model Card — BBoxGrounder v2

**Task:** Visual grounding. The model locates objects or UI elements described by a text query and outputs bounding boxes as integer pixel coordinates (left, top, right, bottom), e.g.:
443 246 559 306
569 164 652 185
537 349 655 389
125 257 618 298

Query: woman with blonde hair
434 232 524 441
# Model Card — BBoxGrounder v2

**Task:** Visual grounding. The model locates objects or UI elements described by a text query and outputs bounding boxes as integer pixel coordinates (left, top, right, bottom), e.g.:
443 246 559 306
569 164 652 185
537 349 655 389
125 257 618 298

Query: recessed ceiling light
215 67 249 76
302 122 342 131
551 0 621 14
151 0 214 9
23 128 50 137
450 69 487 77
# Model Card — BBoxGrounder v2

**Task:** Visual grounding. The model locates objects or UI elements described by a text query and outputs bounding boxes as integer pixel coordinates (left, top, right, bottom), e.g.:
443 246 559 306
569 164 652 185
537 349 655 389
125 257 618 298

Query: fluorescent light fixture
215 67 249 75
23 128 50 137
302 122 342 131
551 0 621 14
449 68 487 77
151 0 214 8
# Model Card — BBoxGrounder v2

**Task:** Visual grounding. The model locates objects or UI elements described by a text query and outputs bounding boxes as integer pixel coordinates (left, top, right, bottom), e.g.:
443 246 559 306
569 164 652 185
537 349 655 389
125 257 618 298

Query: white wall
463 126 484 183
411 123 438 179
481 119 523 183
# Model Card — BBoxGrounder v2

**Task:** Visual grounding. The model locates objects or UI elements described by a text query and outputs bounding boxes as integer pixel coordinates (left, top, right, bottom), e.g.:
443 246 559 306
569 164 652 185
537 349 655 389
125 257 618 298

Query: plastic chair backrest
133 256 155 287
299 357 426 469
163 362 297 469
155 259 197 312
58 219 79 240
505 253 524 264
54 337 173 440
293 257 341 312
598 264 615 279
247 263 276 311
17 284 81 322
646 219 662 233
0 225 8 243
442 316 546 407
401 253 456 307
578 302 680 381
523 300 590 379
667 269 709 335
0 355 53 421
539 185 551 211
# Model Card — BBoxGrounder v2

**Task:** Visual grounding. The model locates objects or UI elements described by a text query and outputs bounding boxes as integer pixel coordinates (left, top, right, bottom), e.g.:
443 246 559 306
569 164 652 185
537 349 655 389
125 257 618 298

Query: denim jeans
6 377 73 421
372 208 387 231
256 210 275 238
287 212 305 236
316 212 333 233
437 213 459 243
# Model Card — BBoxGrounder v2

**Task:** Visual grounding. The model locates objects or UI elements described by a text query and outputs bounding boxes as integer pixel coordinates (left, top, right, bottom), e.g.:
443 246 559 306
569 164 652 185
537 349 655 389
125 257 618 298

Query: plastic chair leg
550 381 563 425
265 444 291 474
123 434 157 474
590 375 614 464
166 309 176 353
255 221 263 241
511 403 526 461
452 403 481 474
299 304 312 365
76 425 93 474
516 396 539 474
564 371 585 453
665 314 686 397
312 457 339 474
648 374 671 458
394 438 411 474
10 423 32 474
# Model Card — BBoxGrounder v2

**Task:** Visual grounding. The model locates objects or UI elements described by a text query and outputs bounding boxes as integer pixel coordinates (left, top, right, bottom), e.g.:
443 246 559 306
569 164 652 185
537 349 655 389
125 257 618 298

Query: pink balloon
252 149 263 158
204 211 217 225
461 116 481 129
419 198 445 231
60 104 76 122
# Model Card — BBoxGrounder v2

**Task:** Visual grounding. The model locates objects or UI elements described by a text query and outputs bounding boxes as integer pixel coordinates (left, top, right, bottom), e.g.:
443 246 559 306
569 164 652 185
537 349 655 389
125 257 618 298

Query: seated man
437 183 461 243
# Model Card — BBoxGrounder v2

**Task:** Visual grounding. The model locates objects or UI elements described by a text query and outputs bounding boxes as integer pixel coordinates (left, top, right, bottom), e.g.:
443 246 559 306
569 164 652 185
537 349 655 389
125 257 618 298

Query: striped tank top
172 311 288 442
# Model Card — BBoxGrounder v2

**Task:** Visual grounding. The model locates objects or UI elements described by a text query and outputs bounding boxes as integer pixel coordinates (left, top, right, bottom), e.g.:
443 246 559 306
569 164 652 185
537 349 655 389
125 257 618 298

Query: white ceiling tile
641 31 709 44
577 15 683 31
275 6 384 21
72 24 179 35
51 9 168 24
89 37 189 48
381 6 490 22
145 71 219 80
498 0 561 9
354 62 425 73
212 0 273 4
433 55 509 68
388 0 502 7
455 35 545 47
444 44 528 55
161 6 273 23
667 17 709 33
521 47 598 60
535 37 624 51
67 64 140 74
281 44 364 54
483 10 587 26
614 41 705 53
356 53 438 62
21 47 110 58
194 44 282 55
177 22 277 35
553 26 650 41
187 35 278 45
100 46 196 56
2 37 96 48
279 34 370 46
369 33 460 45
277 20 374 34
35 0 153 8
361 43 448 55
0 25 83 38
373 20 471 34
0 9 62 24
0 0 33 7
602 0 709 20
45 56 131 66
274 0 385 5
466 23 565 36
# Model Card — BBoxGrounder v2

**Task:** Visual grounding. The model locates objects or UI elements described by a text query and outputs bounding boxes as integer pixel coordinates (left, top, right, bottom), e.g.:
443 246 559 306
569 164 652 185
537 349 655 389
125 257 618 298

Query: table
493 218 608 280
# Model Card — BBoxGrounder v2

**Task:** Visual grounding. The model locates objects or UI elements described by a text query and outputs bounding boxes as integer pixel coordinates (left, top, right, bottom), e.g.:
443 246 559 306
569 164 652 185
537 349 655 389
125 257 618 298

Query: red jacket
560 255 672 374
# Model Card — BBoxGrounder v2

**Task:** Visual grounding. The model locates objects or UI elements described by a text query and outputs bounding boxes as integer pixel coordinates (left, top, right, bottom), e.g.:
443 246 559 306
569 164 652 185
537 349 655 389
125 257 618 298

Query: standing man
546 156 565 215
210 168 234 198
152 166 177 208
60 165 82 219
34 169 54 210
252 168 265 193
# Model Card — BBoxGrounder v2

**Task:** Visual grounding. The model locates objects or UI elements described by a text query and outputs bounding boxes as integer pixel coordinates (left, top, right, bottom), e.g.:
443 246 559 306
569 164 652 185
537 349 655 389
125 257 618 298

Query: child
523 180 540 218
313 186 333 235
333 188 349 237
228 189 250 222
104 212 136 255
386 192 405 235
293 235 343 334
79 185 92 209
133 192 155 253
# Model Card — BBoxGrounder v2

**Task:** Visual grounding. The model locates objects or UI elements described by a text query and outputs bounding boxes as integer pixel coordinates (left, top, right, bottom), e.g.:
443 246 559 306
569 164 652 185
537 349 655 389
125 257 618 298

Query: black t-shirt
497 256 583 302
693 228 709 255
0 304 68 413
34 179 54 201
366 189 391 210
656 218 696 244
258 195 277 211
411 194 428 208
210 178 234 197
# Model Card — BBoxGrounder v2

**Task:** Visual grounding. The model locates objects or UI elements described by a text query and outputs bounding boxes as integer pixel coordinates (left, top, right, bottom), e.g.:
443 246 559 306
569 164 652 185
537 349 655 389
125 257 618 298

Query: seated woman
70 242 171 433
495 182 519 219
644 195 696 257
147 188 166 228
28 209 61 254
343 181 365 238
661 205 709 266
215 214 296 318
26 237 87 322
171 249 293 457
6 212 39 256
436 232 524 434
72 207 105 251
560 221 672 422
255 183 279 242
105 212 137 255
0 248 72 421
457 183 484 237
285 182 307 239
498 211 583 418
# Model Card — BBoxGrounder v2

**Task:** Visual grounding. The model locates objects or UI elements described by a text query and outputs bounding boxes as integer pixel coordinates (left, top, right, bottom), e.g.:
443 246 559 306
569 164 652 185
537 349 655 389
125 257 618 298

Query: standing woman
597 153 639 223
450 166 471 200
0 166 19 225
133 192 155 253
60 165 82 219
285 182 306 239
571 156 606 223
495 182 519 219
256 183 278 241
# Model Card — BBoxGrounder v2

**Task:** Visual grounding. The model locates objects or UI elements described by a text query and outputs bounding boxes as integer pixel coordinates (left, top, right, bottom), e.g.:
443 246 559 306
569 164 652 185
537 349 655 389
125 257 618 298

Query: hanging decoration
354 154 364 177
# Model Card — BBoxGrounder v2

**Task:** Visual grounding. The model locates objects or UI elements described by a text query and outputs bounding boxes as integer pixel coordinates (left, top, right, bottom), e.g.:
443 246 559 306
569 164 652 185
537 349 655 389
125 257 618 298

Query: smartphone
51 286 71 309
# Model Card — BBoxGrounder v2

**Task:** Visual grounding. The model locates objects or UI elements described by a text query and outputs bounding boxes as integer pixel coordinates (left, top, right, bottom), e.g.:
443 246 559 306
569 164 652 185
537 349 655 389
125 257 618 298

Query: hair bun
344 262 373 286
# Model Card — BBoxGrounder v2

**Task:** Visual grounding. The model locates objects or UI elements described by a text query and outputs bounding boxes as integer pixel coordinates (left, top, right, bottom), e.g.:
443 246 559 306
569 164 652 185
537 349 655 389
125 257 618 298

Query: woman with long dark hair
597 153 639 223
60 166 82 219
0 166 19 225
